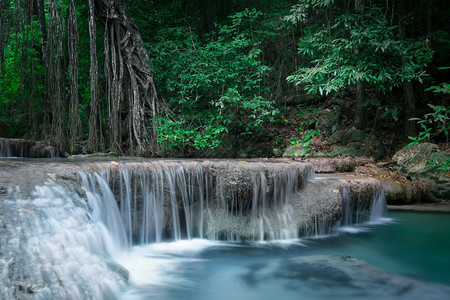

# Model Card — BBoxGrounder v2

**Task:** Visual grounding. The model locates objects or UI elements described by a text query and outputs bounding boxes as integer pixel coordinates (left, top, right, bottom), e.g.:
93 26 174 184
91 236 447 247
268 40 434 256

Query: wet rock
265 255 450 299
301 157 374 173
105 260 130 282
0 138 58 158
353 165 431 204
392 143 450 201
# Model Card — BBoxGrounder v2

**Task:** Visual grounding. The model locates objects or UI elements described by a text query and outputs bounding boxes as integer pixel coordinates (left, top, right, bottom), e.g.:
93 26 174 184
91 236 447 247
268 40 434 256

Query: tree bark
354 82 367 130
47 0 65 150
398 0 416 137
68 0 81 152
0 0 10 92
95 0 159 155
87 0 100 153
353 0 367 130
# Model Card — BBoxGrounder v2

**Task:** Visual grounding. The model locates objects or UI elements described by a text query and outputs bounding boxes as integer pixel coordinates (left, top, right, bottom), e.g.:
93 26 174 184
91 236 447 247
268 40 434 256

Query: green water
119 211 450 300
303 211 450 286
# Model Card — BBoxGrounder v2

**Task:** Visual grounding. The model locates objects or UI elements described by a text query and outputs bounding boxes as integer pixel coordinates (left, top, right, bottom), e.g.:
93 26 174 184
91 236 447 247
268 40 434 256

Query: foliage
286 7 432 96
428 153 450 172
408 104 449 145
149 9 278 150
290 129 320 148
0 0 449 157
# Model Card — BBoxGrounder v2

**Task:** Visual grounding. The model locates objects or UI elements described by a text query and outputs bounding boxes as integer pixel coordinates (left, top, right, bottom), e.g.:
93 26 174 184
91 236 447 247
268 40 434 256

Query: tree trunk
87 0 100 153
398 0 416 138
353 0 367 130
47 0 65 150
95 0 159 155
354 82 367 130
0 0 10 92
403 78 416 137
68 0 81 152
36 0 50 136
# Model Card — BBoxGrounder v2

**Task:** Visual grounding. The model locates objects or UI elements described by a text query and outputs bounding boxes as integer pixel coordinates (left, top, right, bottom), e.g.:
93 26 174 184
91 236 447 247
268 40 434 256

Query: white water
80 164 305 243
0 182 128 299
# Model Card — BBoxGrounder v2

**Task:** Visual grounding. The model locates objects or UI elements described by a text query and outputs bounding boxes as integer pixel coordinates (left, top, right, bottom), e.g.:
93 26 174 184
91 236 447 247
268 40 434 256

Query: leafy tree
285 1 432 131
149 9 278 151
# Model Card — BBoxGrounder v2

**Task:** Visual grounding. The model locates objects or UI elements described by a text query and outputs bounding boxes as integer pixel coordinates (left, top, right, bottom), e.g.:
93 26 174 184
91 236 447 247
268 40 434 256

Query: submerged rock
242 255 450 300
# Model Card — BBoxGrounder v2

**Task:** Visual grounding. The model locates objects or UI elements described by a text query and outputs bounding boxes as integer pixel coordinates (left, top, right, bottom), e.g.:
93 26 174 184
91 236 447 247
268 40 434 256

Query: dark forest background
0 0 448 158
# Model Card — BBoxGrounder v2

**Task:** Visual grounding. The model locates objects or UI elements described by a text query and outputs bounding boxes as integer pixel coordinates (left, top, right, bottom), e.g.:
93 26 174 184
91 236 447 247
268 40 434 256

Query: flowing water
117 211 450 300
1 160 449 299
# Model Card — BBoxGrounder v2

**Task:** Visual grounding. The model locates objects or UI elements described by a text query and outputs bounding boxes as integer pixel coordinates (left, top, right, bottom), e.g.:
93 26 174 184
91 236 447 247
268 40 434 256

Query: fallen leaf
27 284 46 292
111 161 119 165
239 161 247 163
18 206 33 214
333 190 339 193
4 257 14 267
315 185 319 189
48 173 57 181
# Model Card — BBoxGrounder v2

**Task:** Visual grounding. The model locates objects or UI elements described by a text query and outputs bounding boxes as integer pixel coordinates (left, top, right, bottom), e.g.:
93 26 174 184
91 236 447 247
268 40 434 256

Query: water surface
118 211 450 300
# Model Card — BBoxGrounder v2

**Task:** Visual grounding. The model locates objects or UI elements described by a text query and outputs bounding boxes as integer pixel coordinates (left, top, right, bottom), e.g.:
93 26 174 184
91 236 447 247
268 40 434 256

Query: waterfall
74 162 388 244
338 184 388 229
0 182 128 300
0 138 59 158
0 138 12 157
78 172 129 252
0 159 390 299
75 162 306 243
370 188 387 222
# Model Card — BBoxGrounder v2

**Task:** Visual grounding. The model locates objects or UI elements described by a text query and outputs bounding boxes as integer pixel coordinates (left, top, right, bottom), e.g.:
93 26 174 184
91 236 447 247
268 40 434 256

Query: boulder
315 106 341 134
283 145 314 158
301 157 374 173
392 143 450 201
328 128 386 160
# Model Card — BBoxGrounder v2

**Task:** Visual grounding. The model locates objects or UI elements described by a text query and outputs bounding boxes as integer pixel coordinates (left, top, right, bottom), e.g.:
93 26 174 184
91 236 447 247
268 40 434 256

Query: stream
1 158 449 299
117 211 450 300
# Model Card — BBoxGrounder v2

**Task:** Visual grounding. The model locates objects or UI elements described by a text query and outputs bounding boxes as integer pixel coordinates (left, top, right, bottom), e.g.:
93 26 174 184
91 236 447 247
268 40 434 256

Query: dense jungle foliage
0 0 449 157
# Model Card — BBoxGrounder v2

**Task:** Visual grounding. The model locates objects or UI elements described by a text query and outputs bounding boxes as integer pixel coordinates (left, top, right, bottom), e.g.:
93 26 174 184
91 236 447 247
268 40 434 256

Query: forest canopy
0 0 448 157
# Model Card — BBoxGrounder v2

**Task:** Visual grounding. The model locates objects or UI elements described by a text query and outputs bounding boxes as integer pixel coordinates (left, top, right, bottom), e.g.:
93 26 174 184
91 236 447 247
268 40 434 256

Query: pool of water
117 211 450 300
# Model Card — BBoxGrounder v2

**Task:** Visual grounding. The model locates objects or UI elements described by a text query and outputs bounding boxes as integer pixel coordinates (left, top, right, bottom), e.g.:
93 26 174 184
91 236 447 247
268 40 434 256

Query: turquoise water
298 211 450 286
118 211 450 299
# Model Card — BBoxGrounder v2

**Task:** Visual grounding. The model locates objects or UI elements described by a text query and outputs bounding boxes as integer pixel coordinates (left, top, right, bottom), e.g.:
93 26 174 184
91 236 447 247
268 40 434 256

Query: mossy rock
331 145 360 157
328 128 386 160
283 145 315 158
392 143 450 201
328 128 368 144
315 106 342 134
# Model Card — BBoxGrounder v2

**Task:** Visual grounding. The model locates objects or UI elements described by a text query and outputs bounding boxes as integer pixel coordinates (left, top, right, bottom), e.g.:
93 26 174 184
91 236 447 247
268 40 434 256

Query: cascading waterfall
77 162 386 244
0 138 59 158
0 182 128 300
337 183 388 231
78 163 306 243
0 160 389 300
0 138 13 157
